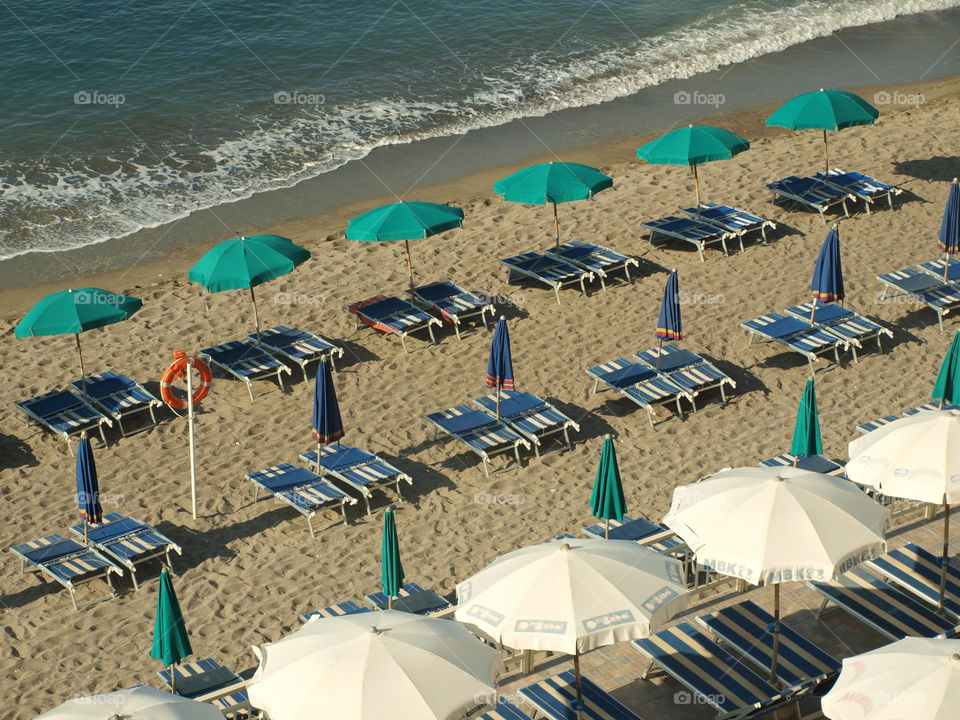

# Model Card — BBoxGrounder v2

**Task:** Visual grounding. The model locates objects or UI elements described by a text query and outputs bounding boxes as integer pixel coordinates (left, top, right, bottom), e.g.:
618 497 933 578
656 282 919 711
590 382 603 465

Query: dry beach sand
2 75 960 717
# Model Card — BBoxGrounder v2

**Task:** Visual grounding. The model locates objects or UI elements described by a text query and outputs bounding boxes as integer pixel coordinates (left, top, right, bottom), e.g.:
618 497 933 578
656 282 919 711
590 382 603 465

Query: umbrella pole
84 519 88 543
171 662 176 693
573 646 584 719
553 201 560 252
405 239 415 289
693 164 701 208
656 339 663 371
809 298 817 325
249 287 261 338
496 385 501 420
75 334 87 396
946 254 951 283
940 499 951 613
822 129 829 173
187 356 198 520
771 584 781 685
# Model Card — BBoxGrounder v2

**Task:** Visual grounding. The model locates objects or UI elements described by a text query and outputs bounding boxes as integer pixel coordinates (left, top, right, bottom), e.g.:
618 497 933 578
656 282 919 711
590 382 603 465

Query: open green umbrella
188 234 310 336
766 89 879 172
590 435 626 539
381 506 404 610
933 331 960 409
636 125 749 208
15 288 142 392
151 569 193 692
494 161 612 250
346 201 465 288
790 379 823 462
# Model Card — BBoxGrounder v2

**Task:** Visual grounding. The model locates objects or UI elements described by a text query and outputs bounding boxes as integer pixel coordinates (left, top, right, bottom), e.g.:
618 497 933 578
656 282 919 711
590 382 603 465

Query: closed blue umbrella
655 270 682 369
939 179 960 281
75 433 102 541
311 359 344 464
485 317 515 419
809 226 844 321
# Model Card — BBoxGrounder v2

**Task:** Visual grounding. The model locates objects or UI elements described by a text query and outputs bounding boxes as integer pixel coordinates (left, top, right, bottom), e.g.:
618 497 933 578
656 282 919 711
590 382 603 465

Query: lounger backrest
21 538 87 564
412 282 460 302
321 445 376 471
438 409 500 435
24 390 83 418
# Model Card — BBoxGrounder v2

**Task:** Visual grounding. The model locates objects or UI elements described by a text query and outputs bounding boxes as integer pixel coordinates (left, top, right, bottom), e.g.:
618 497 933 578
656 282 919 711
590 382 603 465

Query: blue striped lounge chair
299 443 413 515
246 463 357 536
425 404 530 476
10 533 123 610
473 390 580 457
635 344 736 411
582 514 664 541
643 215 736 262
365 581 452 615
500 252 593 304
814 169 902 213
867 543 960 618
759 454 844 475
920 257 960 283
876 268 960 332
682 203 776 244
347 295 443 352
248 325 343 381
855 401 959 434
809 566 960 640
633 622 802 720
158 657 251 718
765 176 853 222
68 512 182 591
299 599 372 623
200 340 291 402
785 303 892 362
544 241 642 290
69 372 162 437
15 388 112 454
478 697 535 720
697 600 841 689
585 358 692 428
741 312 846 374
405 281 496 340
518 669 645 720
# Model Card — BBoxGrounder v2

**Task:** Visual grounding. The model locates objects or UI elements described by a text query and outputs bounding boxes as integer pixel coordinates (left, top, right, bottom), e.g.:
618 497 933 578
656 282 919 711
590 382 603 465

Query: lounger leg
532 440 541 458
675 396 686 421
598 273 607 292
624 264 633 284
340 501 349 526
245 381 255 403
307 515 316 537
482 456 491 477
513 443 523 469
278 371 286 393
591 378 600 394
938 311 945 333
427 322 438 346
563 427 572 452
553 285 562 305
453 321 462 341
254 487 262 502
814 596 831 620
69 587 80 611
116 416 126 437
850 343 859 363
394 479 404 502
148 404 158 426
646 409 656 429
400 334 410 353
363 494 372 516
301 364 309 383
130 568 140 592
696 244 705 263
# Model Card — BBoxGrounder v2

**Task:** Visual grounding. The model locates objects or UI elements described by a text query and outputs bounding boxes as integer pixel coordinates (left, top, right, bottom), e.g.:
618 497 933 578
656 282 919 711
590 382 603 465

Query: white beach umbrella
247 609 501 720
34 685 223 720
821 637 960 720
663 465 890 682
455 538 688 715
848 409 960 611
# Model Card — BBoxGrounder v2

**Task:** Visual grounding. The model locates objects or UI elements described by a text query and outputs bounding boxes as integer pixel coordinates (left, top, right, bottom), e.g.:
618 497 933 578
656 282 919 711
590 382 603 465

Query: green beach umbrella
188 234 310 335
494 161 613 250
790 379 823 462
590 435 626 539
15 288 142 391
381 506 404 609
151 569 193 692
346 201 465 288
766 89 879 172
933 331 960 408
636 125 750 208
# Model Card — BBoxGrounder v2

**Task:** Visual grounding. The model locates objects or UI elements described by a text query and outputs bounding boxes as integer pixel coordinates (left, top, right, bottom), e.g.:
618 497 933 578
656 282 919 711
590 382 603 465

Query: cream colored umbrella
247 609 501 720
822 637 960 720
34 685 223 720
848 409 960 611
663 466 890 683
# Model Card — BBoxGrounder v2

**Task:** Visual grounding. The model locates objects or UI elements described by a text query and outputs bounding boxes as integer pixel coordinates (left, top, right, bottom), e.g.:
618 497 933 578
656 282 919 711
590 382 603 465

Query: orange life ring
160 349 212 409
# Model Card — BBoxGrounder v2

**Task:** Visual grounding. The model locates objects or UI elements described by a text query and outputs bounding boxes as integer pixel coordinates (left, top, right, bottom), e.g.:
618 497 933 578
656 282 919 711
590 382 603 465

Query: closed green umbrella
590 435 626 539
790 379 823 462
933 331 960 409
151 569 193 692
188 234 310 336
381 506 404 610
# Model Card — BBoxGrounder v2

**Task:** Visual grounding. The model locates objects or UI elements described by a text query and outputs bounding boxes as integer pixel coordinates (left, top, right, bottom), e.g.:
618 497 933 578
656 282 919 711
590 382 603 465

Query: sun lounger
697 599 841 688
248 325 343 381
10 533 122 609
518 669 645 720
785 303 892 362
814 169 902 213
582 514 664 542
364 581 451 614
634 622 801 720
158 657 251 718
15 388 112 454
877 268 960 332
300 443 412 515
404 281 495 340
68 512 181 590
643 215 737 262
473 390 580 457
544 241 641 290
246 463 357 536
809 566 959 640
478 697 535 720
199 340 291 402
759 454 844 475
346 295 442 352
500 252 593 303
70 371 162 436
682 203 776 244
867 543 960 618
425 404 530 476
857 401 958 434
585 358 691 427
765 176 853 222
635 344 735 410
299 599 372 623
920 258 960 283
741 312 846 374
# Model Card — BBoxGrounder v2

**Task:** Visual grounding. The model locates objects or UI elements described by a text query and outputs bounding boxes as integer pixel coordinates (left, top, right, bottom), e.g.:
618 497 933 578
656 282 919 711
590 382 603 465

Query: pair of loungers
857 399 957 434
299 581 451 623
766 169 901 221
246 443 412 535
158 658 252 719
877 260 960 332
586 344 736 427
644 204 776 262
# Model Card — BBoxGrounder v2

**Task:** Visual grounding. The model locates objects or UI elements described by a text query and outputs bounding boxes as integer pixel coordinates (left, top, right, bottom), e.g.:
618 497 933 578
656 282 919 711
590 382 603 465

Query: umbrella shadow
366 450 456 506
767 198 849 225
543 397 617 444
759 221 804 247
703 356 768 401
334 338 381 371
491 295 530 322
892 156 960 183
0 432 38 470
882 304 956 336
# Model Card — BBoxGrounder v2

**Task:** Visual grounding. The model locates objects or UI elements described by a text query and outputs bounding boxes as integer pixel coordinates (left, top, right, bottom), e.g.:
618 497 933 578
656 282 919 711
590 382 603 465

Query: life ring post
186 354 198 520
161 350 210 519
